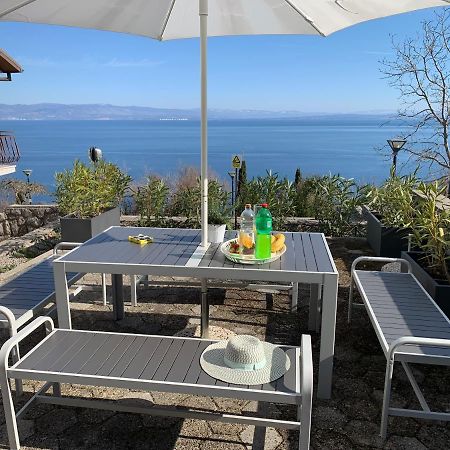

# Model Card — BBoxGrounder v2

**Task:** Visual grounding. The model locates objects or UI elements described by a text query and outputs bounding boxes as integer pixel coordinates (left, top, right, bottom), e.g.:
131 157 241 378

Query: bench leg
347 278 354 323
200 278 209 339
102 273 107 306
0 374 20 450
130 275 138 307
380 359 394 439
298 399 312 449
291 282 299 312
53 382 61 397
142 275 149 288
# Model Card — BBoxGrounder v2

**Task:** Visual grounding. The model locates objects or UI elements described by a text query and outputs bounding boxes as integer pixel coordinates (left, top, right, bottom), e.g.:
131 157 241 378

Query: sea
0 117 422 200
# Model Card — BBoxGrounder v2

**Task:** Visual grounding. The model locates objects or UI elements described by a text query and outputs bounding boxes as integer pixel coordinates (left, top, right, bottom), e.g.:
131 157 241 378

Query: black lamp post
387 139 406 176
228 171 236 229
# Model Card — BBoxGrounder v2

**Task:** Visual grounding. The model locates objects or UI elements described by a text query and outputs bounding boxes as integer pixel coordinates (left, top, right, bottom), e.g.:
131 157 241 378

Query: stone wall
0 204 58 238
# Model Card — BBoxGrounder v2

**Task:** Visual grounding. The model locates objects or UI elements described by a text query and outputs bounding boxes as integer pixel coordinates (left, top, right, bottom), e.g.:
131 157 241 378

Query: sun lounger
0 316 313 449
0 243 84 395
348 256 450 438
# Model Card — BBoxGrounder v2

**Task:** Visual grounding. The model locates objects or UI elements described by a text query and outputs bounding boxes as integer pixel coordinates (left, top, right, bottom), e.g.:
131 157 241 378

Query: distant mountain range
0 103 397 121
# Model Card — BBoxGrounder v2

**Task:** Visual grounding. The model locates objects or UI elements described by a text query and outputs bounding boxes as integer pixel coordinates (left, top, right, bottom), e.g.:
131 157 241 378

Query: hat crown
224 335 265 366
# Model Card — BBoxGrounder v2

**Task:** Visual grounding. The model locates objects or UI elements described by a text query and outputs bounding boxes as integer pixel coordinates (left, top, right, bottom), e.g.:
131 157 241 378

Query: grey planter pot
60 207 120 243
363 206 409 258
401 251 450 319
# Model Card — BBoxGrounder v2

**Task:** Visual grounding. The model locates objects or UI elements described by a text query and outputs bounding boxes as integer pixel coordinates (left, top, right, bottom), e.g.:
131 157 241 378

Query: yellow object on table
128 235 153 245
271 233 285 252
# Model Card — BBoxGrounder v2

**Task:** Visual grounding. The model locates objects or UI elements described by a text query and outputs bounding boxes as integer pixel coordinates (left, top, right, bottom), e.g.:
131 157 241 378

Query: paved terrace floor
0 238 449 450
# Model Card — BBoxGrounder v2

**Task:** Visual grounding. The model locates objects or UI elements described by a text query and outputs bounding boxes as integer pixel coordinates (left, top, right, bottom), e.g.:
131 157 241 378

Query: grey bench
0 243 84 394
348 256 450 439
0 316 313 449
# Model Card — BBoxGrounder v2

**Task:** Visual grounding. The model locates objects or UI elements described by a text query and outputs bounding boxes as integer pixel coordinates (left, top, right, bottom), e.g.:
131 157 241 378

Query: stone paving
0 238 449 449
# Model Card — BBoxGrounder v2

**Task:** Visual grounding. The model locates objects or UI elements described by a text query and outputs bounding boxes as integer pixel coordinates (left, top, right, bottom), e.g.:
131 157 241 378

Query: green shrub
55 160 131 218
367 171 418 229
313 174 370 237
237 171 296 230
409 181 450 282
168 175 230 227
135 176 170 226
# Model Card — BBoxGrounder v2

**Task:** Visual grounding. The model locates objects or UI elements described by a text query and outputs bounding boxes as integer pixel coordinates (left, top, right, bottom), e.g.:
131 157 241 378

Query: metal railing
0 131 20 164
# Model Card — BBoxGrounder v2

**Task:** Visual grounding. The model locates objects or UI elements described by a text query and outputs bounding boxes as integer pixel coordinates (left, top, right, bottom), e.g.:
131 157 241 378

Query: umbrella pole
200 0 208 247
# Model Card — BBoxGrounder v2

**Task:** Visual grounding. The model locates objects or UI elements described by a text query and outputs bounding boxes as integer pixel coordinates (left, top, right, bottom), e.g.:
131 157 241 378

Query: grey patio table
53 226 338 399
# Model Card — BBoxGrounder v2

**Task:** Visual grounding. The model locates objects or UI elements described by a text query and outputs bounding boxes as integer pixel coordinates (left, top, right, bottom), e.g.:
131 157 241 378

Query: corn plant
55 160 131 218
313 174 370 237
135 176 170 226
367 170 418 229
409 181 450 282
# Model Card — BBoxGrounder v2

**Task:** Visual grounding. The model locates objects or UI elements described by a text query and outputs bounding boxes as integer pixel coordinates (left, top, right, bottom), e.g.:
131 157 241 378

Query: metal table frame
53 226 338 399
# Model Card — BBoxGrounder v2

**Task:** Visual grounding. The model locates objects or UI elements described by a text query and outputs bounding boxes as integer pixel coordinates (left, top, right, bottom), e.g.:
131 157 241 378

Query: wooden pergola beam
0 48 22 81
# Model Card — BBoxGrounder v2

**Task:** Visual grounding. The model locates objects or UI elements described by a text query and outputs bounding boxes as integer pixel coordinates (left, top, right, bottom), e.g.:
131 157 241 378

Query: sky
0 6 446 113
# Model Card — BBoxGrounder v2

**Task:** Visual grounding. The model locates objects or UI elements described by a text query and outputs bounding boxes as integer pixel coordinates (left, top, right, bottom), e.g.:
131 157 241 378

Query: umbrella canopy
0 1 447 39
1 0 448 245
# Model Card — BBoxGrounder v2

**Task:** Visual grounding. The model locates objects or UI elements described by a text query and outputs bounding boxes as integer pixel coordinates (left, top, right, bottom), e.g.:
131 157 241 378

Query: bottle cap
245 203 252 208
261 203 268 208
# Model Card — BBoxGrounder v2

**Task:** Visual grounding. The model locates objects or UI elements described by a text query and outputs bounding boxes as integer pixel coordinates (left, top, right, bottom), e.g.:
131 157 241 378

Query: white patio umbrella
1 0 448 246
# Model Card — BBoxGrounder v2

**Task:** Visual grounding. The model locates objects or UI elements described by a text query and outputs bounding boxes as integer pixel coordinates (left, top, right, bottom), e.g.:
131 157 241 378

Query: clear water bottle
239 204 255 255
255 203 273 259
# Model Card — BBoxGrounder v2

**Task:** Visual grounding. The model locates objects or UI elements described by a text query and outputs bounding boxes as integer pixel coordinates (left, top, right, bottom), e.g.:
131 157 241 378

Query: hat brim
200 340 290 386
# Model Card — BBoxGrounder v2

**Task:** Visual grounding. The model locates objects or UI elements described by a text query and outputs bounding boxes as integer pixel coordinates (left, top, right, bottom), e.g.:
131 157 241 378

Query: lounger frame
348 256 450 439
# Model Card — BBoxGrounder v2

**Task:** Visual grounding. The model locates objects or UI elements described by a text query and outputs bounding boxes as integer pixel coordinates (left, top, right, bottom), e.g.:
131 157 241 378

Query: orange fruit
239 232 254 249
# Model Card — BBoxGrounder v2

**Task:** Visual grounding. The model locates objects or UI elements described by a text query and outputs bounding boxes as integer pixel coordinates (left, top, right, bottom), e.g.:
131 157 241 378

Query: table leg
200 278 209 338
53 261 71 329
112 274 124 321
291 282 299 312
317 274 338 399
309 284 321 331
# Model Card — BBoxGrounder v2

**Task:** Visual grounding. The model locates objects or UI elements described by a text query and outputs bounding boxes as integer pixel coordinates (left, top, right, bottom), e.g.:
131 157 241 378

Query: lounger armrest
0 317 54 372
53 242 83 255
351 256 411 275
388 336 450 362
0 306 17 334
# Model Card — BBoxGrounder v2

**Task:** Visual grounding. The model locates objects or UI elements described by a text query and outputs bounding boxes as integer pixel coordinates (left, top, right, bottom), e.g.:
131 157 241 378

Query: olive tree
382 9 450 193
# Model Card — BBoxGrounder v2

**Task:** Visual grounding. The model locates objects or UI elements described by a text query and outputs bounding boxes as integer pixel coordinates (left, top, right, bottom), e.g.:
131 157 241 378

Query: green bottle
255 203 272 259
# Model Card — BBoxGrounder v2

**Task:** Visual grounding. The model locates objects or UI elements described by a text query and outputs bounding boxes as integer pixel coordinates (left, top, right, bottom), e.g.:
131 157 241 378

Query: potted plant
364 172 417 257
207 180 231 243
55 160 131 242
401 181 450 317
207 207 231 243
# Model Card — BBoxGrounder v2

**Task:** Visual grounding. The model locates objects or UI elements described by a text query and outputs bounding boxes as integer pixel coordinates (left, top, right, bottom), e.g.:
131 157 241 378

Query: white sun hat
200 335 290 385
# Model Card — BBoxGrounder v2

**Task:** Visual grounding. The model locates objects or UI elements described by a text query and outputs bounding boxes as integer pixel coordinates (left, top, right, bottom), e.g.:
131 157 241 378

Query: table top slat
309 233 334 273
